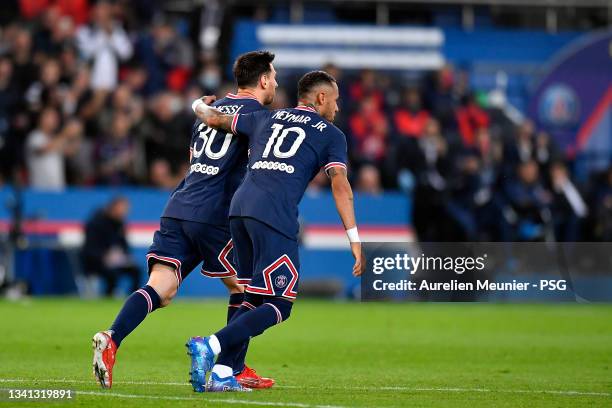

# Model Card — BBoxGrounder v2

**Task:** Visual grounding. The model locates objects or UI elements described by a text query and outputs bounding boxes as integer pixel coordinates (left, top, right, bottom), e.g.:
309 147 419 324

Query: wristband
346 227 360 243
191 99 205 113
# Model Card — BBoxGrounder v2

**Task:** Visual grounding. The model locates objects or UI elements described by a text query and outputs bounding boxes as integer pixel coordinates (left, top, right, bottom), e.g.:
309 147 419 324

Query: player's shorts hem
146 253 183 287
244 286 297 300
236 278 252 285
200 269 236 278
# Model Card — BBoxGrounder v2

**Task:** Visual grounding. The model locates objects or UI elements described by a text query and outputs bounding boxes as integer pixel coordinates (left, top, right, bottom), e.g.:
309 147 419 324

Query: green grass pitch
0 298 611 407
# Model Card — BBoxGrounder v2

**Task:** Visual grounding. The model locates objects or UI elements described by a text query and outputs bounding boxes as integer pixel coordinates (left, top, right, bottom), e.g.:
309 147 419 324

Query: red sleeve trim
230 114 239 134
324 162 347 175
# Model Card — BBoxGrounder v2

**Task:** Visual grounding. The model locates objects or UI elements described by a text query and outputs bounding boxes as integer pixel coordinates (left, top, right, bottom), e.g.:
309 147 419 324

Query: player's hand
200 95 217 106
351 242 365 277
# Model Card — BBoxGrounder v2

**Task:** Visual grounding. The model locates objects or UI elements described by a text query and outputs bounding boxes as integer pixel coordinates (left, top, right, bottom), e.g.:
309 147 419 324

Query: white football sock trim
208 335 222 355
212 364 233 378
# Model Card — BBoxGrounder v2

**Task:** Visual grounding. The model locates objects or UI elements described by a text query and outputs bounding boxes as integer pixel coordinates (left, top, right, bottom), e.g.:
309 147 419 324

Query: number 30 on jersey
192 124 233 160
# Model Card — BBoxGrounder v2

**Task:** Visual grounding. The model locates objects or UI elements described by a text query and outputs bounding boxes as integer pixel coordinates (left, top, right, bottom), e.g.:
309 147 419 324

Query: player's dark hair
233 51 275 88
297 71 337 99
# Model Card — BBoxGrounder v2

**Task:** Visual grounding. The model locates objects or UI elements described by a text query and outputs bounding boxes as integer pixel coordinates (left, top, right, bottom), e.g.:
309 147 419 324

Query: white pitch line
0 378 609 398
76 390 346 408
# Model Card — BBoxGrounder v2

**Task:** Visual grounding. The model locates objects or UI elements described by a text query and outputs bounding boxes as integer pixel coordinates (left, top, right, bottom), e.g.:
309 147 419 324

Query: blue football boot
185 336 215 392
206 372 253 392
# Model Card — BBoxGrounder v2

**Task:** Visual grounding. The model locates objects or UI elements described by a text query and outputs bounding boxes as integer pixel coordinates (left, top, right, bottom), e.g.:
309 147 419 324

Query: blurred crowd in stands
0 0 611 242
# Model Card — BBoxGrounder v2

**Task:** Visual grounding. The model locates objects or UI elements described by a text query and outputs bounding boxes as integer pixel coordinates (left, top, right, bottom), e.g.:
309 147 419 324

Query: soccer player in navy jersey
92 51 278 390
187 70 364 392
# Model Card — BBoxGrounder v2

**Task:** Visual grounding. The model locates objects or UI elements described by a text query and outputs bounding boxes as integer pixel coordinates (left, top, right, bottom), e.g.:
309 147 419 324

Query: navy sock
232 341 249 375
215 298 291 367
216 295 263 368
227 293 244 323
109 285 161 347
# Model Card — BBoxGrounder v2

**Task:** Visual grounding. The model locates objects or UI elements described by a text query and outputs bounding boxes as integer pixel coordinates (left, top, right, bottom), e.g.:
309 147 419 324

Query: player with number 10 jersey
187 70 363 393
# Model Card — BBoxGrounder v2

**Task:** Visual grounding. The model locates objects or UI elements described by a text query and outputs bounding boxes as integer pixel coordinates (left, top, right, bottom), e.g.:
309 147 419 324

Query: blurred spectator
81 197 140 296
356 164 382 195
33 6 76 57
503 160 551 241
455 93 490 147
349 94 388 163
549 161 588 241
349 69 384 110
396 119 451 240
0 57 19 182
76 1 132 91
393 88 430 139
594 167 612 241
98 84 144 132
25 107 81 190
534 130 560 173
25 57 64 109
505 120 535 165
61 64 90 117
95 112 139 185
195 53 220 94
445 151 507 241
10 28 38 94
428 64 458 128
149 158 179 189
141 91 192 168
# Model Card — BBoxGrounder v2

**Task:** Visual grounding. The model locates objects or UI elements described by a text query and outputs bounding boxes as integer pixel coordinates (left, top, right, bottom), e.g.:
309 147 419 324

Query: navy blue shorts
230 217 300 299
147 217 236 287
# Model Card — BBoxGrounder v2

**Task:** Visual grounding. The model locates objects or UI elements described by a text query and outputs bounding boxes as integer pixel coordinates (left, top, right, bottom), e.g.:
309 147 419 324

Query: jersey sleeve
231 112 255 137
323 128 348 176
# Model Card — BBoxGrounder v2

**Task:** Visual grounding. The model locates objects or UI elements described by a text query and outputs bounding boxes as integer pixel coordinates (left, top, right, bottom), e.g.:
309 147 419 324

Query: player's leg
203 295 293 392
185 221 247 323
186 218 255 392
198 217 299 391
221 275 245 323
93 218 198 388
214 223 274 388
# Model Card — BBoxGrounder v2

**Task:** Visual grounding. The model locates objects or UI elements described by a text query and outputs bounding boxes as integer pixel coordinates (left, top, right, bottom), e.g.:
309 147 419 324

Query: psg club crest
275 275 288 288
538 84 580 128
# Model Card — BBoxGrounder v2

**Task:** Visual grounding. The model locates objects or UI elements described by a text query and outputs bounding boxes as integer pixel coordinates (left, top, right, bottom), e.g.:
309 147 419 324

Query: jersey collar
226 92 260 102
295 105 317 113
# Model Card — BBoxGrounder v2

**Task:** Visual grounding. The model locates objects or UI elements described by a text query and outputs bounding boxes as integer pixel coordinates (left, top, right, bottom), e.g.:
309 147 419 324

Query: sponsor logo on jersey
190 163 220 175
251 160 295 174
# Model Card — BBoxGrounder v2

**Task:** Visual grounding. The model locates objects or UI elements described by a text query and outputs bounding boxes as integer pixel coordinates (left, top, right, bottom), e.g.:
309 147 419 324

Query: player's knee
158 287 176 307
147 264 178 307
265 297 293 323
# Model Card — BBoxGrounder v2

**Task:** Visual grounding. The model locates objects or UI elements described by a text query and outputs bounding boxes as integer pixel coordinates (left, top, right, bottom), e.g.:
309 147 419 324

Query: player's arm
329 166 364 277
191 97 234 133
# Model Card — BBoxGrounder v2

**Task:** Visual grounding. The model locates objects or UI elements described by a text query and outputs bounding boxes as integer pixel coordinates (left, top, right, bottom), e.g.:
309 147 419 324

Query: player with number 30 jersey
92 51 278 392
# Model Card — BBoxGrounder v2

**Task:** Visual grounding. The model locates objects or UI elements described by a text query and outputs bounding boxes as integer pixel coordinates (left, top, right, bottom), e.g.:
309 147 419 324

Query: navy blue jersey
229 105 348 239
162 94 264 225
